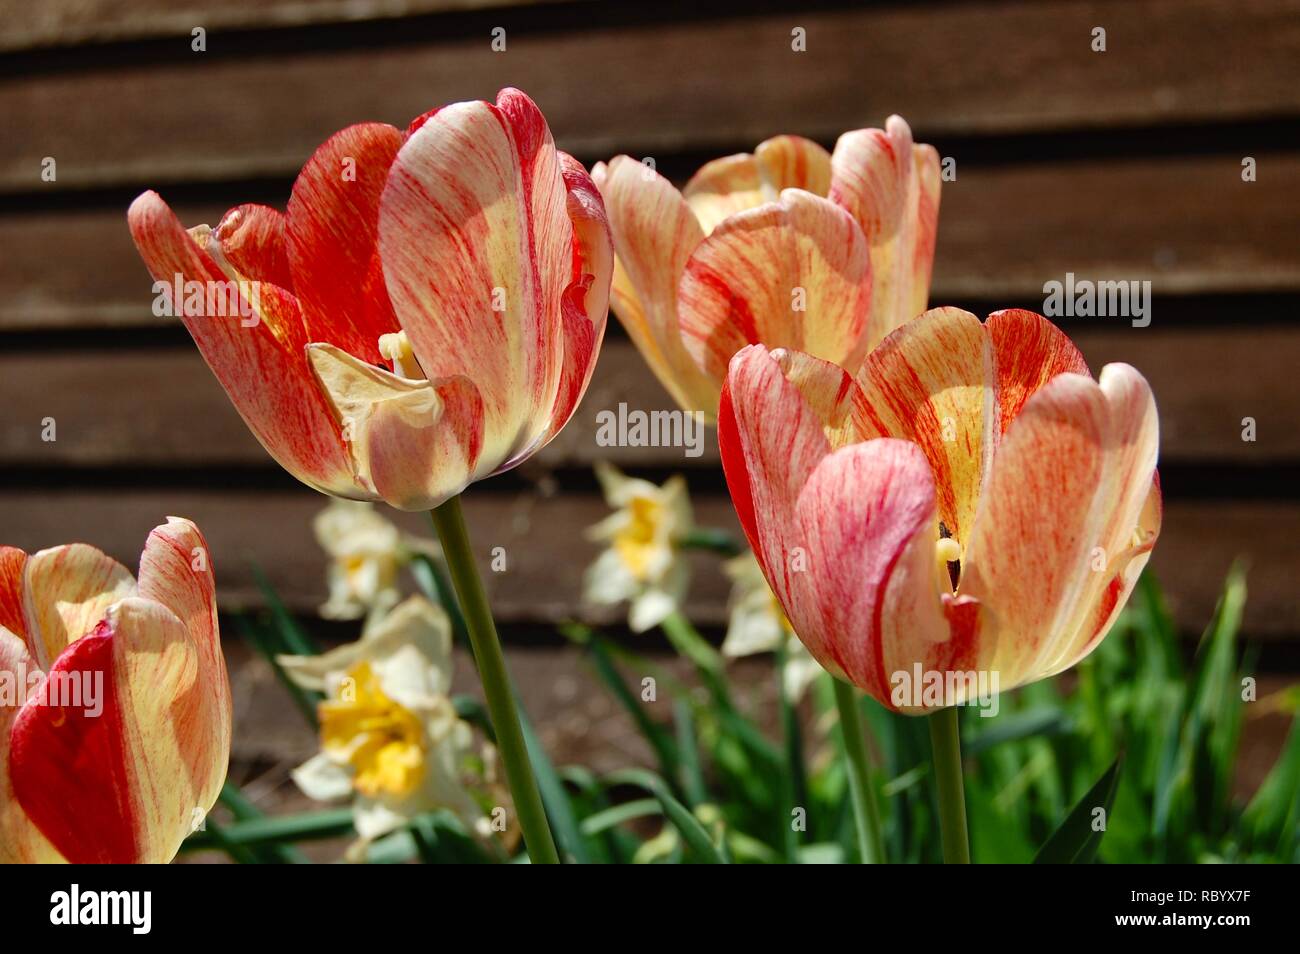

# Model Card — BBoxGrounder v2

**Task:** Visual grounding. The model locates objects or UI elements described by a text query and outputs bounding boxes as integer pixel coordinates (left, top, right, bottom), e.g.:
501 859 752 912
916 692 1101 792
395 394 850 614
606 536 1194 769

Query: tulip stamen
378 331 426 381
936 522 962 591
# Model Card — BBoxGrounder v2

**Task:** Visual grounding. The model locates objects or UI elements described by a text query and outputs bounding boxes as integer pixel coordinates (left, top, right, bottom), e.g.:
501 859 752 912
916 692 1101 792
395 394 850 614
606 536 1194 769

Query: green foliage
205 549 1298 864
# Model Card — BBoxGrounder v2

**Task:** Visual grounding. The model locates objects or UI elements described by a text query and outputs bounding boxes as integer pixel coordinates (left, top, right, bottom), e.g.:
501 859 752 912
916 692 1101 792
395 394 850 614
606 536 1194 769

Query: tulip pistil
936 523 962 591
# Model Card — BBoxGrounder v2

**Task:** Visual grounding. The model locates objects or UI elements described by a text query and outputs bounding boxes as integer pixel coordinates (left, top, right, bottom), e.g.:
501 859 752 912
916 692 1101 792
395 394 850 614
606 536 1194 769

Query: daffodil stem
831 678 887 864
928 705 971 864
430 495 560 865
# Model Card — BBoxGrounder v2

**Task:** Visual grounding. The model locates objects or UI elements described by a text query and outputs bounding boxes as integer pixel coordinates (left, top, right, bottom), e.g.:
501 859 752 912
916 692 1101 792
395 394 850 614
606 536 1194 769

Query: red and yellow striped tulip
718 308 1161 711
0 518 231 862
594 116 940 417
128 88 613 510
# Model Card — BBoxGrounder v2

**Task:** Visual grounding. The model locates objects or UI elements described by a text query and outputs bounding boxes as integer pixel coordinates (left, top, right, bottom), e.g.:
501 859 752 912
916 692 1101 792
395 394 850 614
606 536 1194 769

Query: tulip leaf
1033 756 1123 864
605 769 728 863
218 781 309 864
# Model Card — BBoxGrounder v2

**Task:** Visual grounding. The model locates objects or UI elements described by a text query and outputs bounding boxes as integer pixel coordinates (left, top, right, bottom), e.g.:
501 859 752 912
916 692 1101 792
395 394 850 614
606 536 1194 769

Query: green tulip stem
430 494 560 865
928 705 971 863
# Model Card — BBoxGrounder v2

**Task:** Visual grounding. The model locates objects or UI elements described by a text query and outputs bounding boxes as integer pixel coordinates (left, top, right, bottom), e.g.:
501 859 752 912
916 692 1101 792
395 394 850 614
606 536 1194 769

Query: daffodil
720 551 821 703
278 596 500 859
313 499 436 621
583 462 694 632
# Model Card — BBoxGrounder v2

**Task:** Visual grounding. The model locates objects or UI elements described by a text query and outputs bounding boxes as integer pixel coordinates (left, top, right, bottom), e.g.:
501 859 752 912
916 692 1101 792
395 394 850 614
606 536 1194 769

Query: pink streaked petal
128 191 360 498
379 90 571 471
987 308 1090 434
679 190 873 384
285 122 404 364
22 543 135 672
682 153 765 236
593 156 718 415
754 135 833 198
793 439 955 705
959 372 1116 689
0 546 27 647
856 306 991 543
136 518 231 811
830 116 941 344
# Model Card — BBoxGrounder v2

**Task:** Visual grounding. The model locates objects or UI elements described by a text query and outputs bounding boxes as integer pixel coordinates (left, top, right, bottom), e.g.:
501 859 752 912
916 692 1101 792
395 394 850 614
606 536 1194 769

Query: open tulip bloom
719 307 1161 860
0 519 231 863
595 115 939 417
128 87 611 511
127 87 613 864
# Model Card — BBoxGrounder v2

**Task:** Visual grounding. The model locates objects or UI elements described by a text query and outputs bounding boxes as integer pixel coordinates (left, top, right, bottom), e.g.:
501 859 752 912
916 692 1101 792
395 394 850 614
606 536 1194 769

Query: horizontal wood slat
0 489 1293 636
3 1 1298 193
2 153 1296 334
0 330 1295 468
0 0 560 53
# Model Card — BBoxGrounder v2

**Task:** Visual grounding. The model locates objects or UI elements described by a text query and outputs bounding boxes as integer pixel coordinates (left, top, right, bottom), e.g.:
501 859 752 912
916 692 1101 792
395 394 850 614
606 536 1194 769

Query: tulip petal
682 154 766 236
855 307 992 544
308 343 485 510
212 203 294 291
136 518 231 811
754 135 833 198
285 122 404 364
959 363 1158 689
719 345 967 706
682 135 833 238
22 543 135 672
379 89 583 471
529 153 612 454
829 116 941 344
0 629 63 863
679 190 873 384
128 190 359 498
11 598 204 864
855 307 1090 547
0 546 27 646
593 156 719 415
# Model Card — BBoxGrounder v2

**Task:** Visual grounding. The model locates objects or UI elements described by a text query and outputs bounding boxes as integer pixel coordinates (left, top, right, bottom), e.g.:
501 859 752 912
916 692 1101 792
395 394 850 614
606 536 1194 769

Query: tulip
0 518 231 863
129 87 610 864
583 461 694 632
719 307 1160 707
128 87 612 512
720 307 1161 861
595 116 940 416
279 596 504 860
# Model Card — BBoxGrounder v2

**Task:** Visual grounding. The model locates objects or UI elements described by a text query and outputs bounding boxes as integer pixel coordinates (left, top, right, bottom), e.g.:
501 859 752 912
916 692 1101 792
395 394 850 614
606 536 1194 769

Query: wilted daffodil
314 499 437 622
594 116 939 416
279 596 503 860
719 308 1161 712
583 462 694 632
0 519 231 863
128 87 613 511
721 551 821 703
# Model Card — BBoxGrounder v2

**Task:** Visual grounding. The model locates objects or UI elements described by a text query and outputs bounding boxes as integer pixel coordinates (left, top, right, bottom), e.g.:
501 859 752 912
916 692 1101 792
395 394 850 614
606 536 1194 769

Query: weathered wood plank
3 0 1297 192
0 329 1295 467
2 153 1296 334
0 489 1293 636
0 0 562 52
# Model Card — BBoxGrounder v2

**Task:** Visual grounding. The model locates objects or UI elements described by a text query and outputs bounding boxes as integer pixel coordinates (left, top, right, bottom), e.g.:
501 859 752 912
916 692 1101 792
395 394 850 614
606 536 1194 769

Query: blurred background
1 0 1298 826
